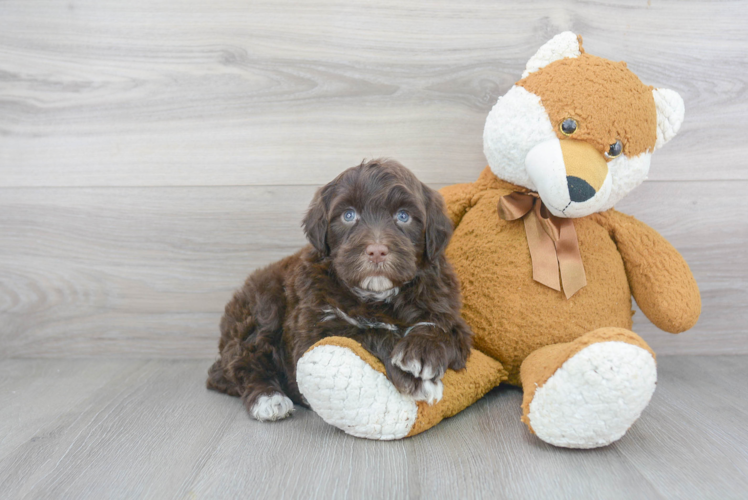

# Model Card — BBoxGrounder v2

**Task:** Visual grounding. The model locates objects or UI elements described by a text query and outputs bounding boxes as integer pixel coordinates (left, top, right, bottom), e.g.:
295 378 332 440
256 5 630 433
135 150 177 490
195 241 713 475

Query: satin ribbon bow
498 192 587 299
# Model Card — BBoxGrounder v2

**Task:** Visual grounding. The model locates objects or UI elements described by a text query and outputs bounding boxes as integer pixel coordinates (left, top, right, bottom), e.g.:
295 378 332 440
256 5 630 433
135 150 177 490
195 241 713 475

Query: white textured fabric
525 137 569 214
597 152 651 212
653 88 685 150
297 345 418 440
484 85 556 189
522 31 581 79
527 342 657 449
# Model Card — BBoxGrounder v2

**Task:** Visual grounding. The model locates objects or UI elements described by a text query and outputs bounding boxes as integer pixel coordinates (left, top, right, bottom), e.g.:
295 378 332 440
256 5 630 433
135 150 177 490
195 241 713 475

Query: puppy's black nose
366 244 389 264
567 176 596 203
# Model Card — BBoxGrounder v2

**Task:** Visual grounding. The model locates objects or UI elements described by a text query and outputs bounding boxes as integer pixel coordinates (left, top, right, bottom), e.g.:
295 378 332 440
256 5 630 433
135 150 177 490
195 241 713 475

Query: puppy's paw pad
392 352 422 378
413 379 444 405
250 393 294 422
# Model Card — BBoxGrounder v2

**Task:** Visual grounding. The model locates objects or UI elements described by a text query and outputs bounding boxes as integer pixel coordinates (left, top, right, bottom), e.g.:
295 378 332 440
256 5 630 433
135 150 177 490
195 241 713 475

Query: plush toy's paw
250 393 295 422
526 341 656 449
297 337 507 440
296 338 419 440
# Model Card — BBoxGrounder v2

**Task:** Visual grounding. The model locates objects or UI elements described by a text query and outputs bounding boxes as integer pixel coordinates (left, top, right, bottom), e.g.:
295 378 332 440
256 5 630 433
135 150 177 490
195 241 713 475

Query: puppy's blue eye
342 209 357 222
396 210 410 223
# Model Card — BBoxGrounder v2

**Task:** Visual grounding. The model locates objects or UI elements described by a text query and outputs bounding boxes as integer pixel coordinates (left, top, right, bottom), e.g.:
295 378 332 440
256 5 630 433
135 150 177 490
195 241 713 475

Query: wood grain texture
0 356 746 499
1 3 744 496
1 181 744 358
0 0 747 187
615 358 748 499
0 0 746 357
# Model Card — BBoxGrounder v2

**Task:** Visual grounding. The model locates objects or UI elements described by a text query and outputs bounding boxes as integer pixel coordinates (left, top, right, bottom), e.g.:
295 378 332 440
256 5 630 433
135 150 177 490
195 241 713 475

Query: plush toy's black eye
605 140 623 159
560 118 578 136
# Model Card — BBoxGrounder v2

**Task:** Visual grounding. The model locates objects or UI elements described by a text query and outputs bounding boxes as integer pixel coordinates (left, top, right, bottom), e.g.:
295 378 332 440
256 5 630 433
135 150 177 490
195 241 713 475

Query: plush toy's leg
520 328 657 449
296 337 506 440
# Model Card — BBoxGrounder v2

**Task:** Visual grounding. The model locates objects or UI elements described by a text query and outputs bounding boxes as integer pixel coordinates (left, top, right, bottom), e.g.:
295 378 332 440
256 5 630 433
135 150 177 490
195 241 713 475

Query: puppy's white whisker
355 260 369 274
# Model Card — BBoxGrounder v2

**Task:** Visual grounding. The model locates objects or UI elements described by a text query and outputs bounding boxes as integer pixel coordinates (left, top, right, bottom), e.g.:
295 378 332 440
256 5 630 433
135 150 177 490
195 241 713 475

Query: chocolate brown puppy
207 159 472 421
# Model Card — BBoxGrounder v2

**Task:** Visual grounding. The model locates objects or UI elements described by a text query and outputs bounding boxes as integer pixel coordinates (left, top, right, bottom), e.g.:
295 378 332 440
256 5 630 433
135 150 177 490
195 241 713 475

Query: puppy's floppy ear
422 184 453 261
302 182 334 256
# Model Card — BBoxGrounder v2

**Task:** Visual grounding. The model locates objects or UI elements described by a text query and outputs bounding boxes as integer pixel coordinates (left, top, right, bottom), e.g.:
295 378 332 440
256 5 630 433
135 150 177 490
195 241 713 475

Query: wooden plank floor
1 356 746 499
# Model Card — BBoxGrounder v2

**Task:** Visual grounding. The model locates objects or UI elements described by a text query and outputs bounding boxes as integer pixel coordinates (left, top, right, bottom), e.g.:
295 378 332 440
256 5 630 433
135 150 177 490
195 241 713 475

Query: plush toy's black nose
567 176 596 203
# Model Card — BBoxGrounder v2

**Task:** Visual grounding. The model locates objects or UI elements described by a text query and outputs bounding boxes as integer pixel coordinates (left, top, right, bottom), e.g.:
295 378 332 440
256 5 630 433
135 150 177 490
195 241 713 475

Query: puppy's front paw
391 333 449 381
387 365 445 405
413 378 444 405
389 332 450 405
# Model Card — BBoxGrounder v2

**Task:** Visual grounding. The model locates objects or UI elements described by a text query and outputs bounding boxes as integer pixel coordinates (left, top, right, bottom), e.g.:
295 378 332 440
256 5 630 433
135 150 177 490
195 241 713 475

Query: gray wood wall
1 0 746 358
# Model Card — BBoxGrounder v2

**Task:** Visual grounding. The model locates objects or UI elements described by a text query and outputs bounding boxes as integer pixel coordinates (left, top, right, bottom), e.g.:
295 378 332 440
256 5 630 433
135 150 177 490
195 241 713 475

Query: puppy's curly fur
207 159 472 420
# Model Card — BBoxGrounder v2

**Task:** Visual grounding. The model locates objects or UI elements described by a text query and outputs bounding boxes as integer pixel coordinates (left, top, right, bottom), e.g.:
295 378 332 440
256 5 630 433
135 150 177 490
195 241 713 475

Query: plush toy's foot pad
297 337 506 440
296 337 417 440
522 329 656 449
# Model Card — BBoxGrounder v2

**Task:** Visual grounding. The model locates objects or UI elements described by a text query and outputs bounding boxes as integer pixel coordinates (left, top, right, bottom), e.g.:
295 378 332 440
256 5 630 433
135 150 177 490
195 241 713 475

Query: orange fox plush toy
296 32 700 448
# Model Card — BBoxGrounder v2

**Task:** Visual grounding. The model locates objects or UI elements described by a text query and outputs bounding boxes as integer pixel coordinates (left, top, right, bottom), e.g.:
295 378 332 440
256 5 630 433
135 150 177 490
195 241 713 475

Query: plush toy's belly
446 191 633 385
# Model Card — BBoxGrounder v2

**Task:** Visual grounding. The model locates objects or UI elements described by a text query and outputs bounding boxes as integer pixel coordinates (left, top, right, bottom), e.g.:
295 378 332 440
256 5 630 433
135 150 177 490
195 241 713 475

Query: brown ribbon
498 192 587 299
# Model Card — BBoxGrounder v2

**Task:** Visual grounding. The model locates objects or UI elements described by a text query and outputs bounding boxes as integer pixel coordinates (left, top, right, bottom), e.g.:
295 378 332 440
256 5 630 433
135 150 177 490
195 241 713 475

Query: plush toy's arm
594 210 701 333
439 182 481 229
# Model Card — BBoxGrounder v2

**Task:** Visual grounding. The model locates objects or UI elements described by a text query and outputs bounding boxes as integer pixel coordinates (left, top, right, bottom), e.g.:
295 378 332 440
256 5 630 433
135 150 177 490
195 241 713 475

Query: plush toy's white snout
525 137 612 217
525 138 613 217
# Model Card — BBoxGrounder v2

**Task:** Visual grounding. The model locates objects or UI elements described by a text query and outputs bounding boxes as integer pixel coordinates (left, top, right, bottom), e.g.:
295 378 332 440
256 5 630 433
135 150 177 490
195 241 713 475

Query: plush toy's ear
302 183 335 256
522 31 583 78
422 185 453 262
652 88 685 150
